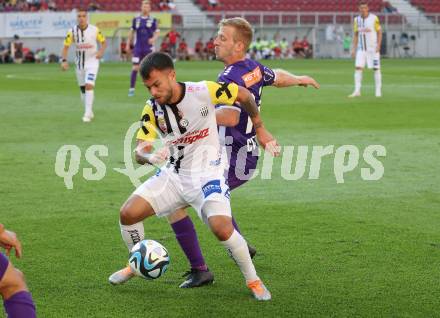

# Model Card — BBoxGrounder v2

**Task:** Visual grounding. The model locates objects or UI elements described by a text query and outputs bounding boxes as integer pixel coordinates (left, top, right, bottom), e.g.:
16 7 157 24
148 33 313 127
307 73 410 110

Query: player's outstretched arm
135 139 169 166
0 224 22 258
96 40 107 60
273 69 320 89
235 86 280 156
60 45 69 71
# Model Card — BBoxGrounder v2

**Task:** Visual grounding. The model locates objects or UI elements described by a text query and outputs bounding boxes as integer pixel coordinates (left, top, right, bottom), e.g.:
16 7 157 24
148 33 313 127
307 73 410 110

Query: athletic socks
130 70 138 89
354 69 363 93
171 216 207 271
4 291 36 318
84 90 94 117
220 230 259 283
120 222 144 252
374 70 382 96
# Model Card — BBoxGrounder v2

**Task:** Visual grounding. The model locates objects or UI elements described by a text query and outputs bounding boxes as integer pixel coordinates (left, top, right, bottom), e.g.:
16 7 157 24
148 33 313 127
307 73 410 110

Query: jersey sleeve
131 18 136 31
64 30 73 47
205 81 239 106
153 18 159 32
96 28 106 43
353 18 358 33
374 16 381 32
261 64 276 86
136 101 158 142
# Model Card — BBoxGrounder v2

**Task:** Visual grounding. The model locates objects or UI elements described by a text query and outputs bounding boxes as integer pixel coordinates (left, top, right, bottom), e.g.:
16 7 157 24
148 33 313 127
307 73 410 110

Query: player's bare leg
83 83 95 122
349 67 363 98
207 214 271 301
108 195 155 285
167 209 214 288
0 256 36 317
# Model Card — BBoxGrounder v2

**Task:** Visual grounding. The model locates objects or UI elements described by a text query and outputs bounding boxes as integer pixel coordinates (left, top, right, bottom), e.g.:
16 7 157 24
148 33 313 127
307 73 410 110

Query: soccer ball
128 240 170 280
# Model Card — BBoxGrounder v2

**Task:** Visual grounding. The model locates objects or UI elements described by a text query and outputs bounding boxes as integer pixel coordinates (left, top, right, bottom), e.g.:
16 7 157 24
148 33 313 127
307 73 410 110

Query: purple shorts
132 49 152 64
227 160 258 191
0 252 9 281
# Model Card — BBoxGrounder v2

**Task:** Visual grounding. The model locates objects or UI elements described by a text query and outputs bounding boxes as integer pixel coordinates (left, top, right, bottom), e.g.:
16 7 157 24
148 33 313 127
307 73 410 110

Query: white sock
120 222 144 252
85 90 94 117
355 70 362 93
374 70 382 95
220 230 259 283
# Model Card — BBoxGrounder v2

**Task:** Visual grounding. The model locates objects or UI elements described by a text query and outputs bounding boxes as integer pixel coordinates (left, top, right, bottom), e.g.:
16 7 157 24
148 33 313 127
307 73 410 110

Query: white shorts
133 166 231 224
75 64 99 87
355 51 380 69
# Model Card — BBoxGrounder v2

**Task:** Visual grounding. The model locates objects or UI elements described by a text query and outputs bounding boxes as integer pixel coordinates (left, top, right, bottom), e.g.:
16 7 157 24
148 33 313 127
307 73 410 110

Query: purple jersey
131 16 158 54
217 58 276 189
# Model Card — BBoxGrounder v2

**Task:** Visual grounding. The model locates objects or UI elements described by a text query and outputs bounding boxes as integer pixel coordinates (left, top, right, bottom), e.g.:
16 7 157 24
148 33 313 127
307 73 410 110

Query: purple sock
171 216 207 271
4 291 36 318
232 216 241 234
130 70 137 89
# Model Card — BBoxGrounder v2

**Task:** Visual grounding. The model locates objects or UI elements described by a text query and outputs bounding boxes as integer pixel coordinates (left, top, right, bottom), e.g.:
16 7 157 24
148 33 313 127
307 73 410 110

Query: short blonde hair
218 17 253 51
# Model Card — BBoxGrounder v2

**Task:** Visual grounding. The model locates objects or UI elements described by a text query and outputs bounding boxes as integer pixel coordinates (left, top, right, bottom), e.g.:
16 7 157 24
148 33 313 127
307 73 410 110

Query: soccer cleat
108 266 135 285
179 268 214 288
348 91 361 98
128 88 135 97
248 243 257 259
247 280 271 301
82 115 92 123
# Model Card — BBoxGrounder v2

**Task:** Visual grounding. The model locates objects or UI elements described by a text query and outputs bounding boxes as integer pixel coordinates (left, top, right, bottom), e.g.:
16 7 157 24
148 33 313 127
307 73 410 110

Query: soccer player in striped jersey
127 0 160 97
109 52 279 300
61 9 107 122
349 1 383 98
0 224 36 317
159 17 319 289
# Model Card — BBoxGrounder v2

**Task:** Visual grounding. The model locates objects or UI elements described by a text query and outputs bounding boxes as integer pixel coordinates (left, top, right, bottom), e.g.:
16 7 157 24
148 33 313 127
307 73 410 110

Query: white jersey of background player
349 1 382 98
61 9 107 122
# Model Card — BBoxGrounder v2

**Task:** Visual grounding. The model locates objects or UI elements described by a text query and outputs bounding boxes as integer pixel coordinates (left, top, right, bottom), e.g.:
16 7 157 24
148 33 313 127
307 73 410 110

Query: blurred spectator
35 48 47 63
160 0 176 11
177 38 189 61
48 0 56 11
24 47 35 63
11 35 24 64
167 0 176 10
0 40 11 63
383 2 397 13
165 27 180 59
194 38 205 60
208 0 218 8
292 36 305 58
88 1 100 11
343 32 352 56
160 39 170 54
280 38 289 58
205 37 215 60
301 36 312 58
120 38 128 61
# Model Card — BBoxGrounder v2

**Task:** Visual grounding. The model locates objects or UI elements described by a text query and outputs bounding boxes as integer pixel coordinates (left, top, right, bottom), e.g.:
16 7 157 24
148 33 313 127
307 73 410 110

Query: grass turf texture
0 59 439 317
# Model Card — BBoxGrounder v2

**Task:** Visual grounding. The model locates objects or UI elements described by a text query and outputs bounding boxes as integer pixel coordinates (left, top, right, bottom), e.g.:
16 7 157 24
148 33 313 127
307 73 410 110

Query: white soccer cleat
109 266 135 285
128 88 135 97
82 116 92 123
348 91 361 98
247 280 271 301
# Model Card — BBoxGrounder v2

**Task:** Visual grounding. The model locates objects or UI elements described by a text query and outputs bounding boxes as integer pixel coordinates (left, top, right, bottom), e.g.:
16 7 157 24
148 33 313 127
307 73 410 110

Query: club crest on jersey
179 118 189 128
200 105 209 117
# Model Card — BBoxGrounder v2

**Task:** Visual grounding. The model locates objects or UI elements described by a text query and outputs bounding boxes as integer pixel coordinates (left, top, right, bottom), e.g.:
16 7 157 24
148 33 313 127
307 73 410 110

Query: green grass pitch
0 58 439 317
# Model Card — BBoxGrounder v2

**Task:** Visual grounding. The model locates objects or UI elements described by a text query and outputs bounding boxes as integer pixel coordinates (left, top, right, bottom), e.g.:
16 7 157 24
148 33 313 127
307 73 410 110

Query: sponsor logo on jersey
76 43 94 50
358 27 372 33
202 179 222 198
242 66 262 88
168 128 209 145
200 105 209 117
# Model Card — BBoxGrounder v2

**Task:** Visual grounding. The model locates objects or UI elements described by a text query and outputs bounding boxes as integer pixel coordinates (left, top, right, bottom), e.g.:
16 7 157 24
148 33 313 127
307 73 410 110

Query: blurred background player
127 0 160 97
0 223 36 318
349 1 382 98
109 52 278 300
154 18 319 289
61 9 107 122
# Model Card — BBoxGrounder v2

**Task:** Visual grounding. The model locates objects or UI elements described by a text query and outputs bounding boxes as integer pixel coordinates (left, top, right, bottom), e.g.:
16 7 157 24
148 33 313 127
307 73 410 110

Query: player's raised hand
255 127 280 157
299 76 320 89
0 228 22 258
96 51 104 59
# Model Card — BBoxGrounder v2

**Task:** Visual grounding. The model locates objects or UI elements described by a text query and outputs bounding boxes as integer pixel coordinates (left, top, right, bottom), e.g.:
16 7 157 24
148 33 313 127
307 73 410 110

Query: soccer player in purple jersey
127 0 160 97
0 224 36 317
125 18 318 289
